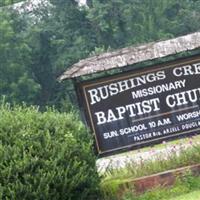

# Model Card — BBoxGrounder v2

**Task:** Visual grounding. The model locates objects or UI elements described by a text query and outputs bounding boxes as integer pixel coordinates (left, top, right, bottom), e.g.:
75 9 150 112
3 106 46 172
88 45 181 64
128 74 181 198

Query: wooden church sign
60 32 200 156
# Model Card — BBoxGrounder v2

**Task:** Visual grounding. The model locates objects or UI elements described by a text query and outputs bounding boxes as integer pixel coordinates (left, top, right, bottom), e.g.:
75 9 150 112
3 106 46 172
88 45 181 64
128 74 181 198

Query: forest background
1 0 200 110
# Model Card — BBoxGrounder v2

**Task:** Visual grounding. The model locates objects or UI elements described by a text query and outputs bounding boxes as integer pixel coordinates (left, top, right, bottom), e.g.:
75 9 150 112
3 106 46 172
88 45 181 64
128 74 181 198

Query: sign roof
59 32 200 80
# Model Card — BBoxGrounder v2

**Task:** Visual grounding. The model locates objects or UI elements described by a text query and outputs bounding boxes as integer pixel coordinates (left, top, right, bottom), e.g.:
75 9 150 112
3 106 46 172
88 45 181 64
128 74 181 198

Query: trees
25 0 97 107
87 0 200 47
0 9 40 104
0 0 25 7
1 0 200 108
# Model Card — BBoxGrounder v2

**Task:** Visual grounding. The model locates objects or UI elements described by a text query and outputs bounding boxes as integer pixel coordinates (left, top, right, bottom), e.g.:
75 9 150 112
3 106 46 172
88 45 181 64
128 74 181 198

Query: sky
16 0 87 7
77 0 87 6
13 0 87 12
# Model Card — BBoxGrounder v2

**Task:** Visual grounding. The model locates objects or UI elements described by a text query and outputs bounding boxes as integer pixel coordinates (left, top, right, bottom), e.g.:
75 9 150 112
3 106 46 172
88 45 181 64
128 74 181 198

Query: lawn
101 137 200 181
101 135 200 200
168 190 200 200
119 175 200 200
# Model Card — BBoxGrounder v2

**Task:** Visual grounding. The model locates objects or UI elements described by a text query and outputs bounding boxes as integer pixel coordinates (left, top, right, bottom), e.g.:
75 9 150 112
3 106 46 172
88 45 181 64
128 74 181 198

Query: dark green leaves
0 104 100 199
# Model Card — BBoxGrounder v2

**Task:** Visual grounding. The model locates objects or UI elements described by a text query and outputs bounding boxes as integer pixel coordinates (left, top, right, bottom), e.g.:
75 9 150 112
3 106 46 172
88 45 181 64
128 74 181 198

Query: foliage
87 0 200 47
0 9 40 105
0 0 25 7
1 0 200 108
0 103 100 199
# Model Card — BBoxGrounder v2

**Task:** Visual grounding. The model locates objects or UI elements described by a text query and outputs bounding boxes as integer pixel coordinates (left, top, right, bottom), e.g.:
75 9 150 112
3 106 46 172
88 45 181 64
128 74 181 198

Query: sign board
78 55 200 156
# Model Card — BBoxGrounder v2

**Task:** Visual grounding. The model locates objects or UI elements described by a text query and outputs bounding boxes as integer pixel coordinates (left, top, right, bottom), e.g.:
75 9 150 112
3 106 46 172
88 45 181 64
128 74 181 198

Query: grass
121 174 200 200
168 190 200 200
103 142 200 181
101 136 200 199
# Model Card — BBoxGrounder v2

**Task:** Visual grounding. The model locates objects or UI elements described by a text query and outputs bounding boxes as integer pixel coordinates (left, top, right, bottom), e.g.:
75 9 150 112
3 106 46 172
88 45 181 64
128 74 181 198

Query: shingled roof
59 32 200 81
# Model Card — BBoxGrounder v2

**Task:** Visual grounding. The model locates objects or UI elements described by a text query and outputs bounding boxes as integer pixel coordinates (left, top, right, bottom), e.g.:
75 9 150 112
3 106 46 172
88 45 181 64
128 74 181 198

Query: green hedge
0 104 100 200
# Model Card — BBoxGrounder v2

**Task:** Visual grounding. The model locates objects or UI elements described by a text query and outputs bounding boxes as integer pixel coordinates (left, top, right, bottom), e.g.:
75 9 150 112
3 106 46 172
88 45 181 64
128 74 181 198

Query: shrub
0 103 100 200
